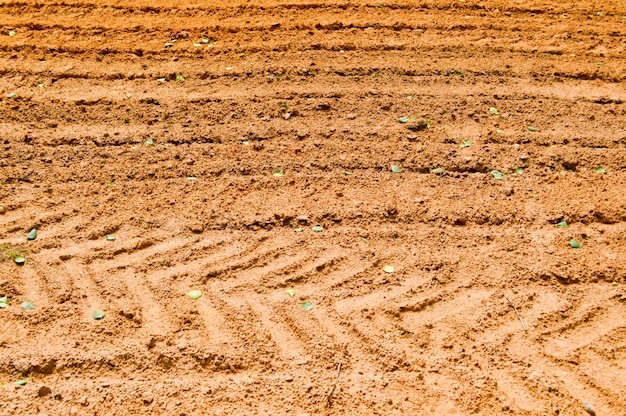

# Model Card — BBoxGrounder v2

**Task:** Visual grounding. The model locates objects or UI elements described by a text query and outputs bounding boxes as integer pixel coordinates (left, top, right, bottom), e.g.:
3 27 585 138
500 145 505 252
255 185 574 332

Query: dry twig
326 363 343 407
504 294 527 332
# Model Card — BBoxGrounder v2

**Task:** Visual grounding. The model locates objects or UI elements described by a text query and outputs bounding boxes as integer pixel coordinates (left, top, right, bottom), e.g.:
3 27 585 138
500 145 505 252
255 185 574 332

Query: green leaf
383 265 394 274
8 31 16 37
105 235 116 241
490 170 504 180
343 171 353 176
430 167 444 174
14 256 25 265
27 228 37 240
0 297 8 309
20 302 35 310
391 165 402 173
459 139 473 148
398 116 410 123
126 93 133 99
144 139 154 146
311 225 324 233
294 228 303 233
595 166 607 174
186 177 197 181
515 167 524 175
556 221 568 229
496 129 504 134
202 37 210 44
489 107 499 115
186 290 202 300
7 93 16 99
285 289 296 297
164 42 174 48
14 379 28 386
569 239 582 249
272 169 285 177
300 301 313 311
176 73 184 82
92 310 106 320
528 126 538 132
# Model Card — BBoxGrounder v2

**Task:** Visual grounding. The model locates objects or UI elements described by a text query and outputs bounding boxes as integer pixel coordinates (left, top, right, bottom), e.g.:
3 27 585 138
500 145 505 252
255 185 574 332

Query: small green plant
460 139 473 148
491 170 504 180
186 290 202 300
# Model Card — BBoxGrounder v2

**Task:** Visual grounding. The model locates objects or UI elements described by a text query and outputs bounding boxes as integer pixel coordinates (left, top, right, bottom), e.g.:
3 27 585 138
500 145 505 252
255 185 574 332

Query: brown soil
1 0 626 414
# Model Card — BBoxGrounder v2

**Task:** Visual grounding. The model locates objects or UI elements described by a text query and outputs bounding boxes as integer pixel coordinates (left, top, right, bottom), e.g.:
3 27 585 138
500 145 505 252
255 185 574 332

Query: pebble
37 386 52 397
142 391 154 404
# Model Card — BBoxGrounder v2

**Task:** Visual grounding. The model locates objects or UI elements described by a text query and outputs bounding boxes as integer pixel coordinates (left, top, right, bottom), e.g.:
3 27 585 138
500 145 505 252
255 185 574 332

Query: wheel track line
146 233 275 283
115 267 172 336
259 247 349 288
239 293 310 362
60 261 107 321
86 233 232 271
508 336 620 416
544 303 626 360
190 285 238 348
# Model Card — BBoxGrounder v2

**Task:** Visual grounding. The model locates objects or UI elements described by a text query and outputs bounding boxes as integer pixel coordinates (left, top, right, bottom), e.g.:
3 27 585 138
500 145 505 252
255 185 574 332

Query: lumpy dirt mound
1 0 625 414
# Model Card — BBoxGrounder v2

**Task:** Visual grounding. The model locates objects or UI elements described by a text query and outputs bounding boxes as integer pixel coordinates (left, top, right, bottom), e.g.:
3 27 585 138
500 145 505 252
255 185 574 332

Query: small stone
142 391 154 404
13 358 31 374
37 386 52 397
285 375 294 382
346 113 357 120
0 205 6 214
502 187 514 196
79 396 89 406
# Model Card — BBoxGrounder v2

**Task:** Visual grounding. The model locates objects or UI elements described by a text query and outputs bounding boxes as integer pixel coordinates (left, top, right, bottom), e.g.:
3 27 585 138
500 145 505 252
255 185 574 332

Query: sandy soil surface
1 0 625 414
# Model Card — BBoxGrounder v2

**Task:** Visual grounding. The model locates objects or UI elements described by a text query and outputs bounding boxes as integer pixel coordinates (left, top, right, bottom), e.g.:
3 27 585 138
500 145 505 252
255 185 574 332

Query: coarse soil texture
1 0 626 414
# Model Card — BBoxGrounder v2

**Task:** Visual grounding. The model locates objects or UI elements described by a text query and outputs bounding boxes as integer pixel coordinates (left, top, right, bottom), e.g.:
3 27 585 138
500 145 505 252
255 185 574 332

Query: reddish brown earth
1 0 626 414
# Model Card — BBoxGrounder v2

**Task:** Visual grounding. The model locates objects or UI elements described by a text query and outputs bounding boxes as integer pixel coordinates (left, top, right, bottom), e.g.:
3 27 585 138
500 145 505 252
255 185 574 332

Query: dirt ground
0 0 625 414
